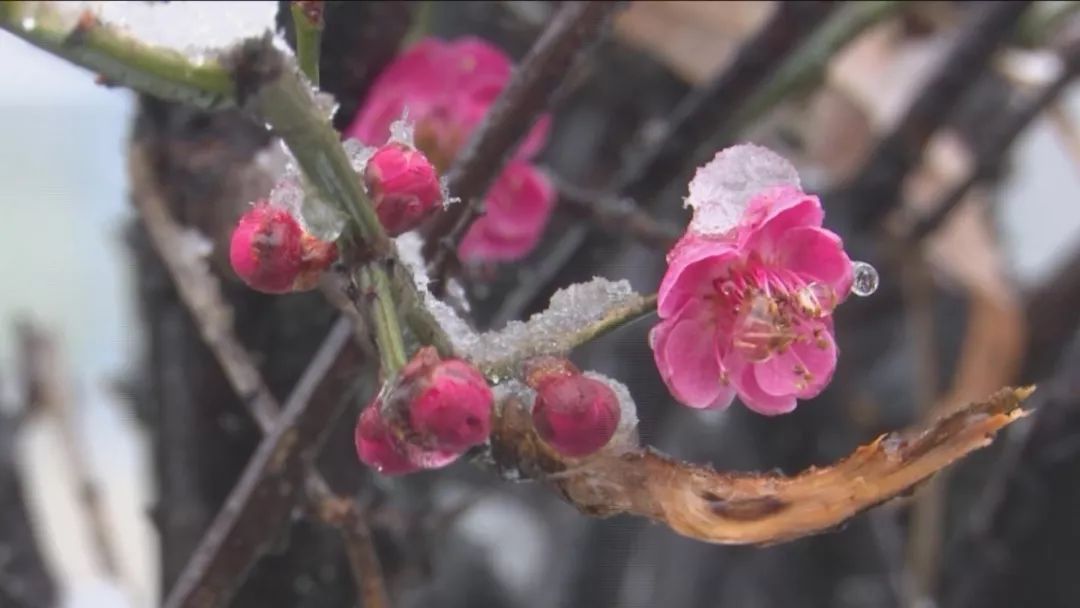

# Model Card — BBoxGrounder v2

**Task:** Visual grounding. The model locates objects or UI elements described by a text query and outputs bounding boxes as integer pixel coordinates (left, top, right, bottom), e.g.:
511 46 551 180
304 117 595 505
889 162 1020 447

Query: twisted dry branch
492 386 1032 545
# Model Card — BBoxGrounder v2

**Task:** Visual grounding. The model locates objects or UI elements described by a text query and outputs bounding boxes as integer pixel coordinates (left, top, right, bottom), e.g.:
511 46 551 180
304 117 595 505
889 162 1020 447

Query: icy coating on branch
463 280 646 378
394 232 646 378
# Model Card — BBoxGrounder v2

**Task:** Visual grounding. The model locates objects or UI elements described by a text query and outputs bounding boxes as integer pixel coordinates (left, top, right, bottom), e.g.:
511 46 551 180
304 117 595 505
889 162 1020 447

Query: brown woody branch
491 386 1032 545
16 323 119 578
555 178 679 249
843 1 1033 231
130 150 388 608
424 1 619 284
907 34 1080 241
0 369 57 607
614 0 837 202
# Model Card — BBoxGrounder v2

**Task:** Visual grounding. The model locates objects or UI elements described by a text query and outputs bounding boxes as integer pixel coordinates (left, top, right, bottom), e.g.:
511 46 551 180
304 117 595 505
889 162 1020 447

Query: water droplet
850 261 879 297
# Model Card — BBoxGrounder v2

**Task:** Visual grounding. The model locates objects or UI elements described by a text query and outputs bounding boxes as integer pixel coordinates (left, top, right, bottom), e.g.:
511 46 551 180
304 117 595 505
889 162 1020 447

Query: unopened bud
391 347 493 453
229 202 337 293
532 372 621 458
364 143 443 236
354 404 419 476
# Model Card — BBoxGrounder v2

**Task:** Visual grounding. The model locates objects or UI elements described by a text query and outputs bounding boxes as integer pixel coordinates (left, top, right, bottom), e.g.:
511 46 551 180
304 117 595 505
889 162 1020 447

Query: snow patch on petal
686 144 801 237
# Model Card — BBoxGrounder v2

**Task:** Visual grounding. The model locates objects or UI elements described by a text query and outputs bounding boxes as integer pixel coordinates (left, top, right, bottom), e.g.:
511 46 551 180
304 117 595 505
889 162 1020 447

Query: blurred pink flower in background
651 146 854 415
346 37 555 262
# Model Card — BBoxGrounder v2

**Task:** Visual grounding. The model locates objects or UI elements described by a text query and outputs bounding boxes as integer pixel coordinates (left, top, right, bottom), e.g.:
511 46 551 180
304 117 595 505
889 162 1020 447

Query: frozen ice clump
395 232 479 355
343 138 376 175
686 144 801 236
93 1 278 58
267 147 346 241
467 278 646 375
388 114 416 148
398 265 646 380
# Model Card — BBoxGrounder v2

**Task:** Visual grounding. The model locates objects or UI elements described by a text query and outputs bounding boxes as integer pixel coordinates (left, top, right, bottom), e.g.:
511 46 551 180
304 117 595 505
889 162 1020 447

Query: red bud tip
393 347 493 453
364 143 443 236
354 404 419 476
532 373 621 458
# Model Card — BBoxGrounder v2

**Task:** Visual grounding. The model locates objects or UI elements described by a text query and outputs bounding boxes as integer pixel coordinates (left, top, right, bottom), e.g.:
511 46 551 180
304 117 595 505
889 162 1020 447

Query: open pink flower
345 37 555 262
650 146 853 415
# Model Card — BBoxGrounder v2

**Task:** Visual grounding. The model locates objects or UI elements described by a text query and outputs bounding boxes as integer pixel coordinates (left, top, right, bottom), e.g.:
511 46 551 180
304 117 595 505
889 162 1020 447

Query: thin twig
130 150 389 608
908 37 1080 241
614 0 838 202
16 322 120 578
555 178 679 249
425 1 618 284
0 355 57 608
1047 101 1080 170
163 316 361 608
843 1 1033 231
727 1 907 132
307 477 391 608
290 1 324 87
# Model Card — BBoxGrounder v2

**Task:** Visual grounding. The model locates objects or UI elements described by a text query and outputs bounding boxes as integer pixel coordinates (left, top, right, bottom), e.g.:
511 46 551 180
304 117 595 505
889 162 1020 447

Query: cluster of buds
523 356 621 458
355 347 493 476
229 138 443 293
229 202 338 294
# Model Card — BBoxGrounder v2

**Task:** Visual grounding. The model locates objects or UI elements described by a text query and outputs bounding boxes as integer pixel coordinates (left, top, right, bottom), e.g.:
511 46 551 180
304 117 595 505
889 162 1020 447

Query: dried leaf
491 386 1031 544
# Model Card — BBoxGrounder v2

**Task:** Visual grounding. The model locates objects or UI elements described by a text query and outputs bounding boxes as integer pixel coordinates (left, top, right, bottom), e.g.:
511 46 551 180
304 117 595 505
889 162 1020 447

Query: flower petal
777 226 854 296
650 308 734 410
791 326 838 398
727 356 798 415
657 235 739 319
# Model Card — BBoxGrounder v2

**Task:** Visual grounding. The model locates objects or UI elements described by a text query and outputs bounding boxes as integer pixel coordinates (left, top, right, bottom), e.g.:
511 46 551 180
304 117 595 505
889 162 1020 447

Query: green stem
0 2 234 110
359 264 409 374
289 1 323 87
250 63 393 255
401 1 433 49
728 0 906 131
1016 1 1080 46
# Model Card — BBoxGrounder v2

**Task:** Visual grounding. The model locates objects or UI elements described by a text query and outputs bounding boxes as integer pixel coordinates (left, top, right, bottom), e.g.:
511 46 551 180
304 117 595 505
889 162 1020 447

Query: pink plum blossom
650 146 853 415
345 37 555 262
458 161 555 263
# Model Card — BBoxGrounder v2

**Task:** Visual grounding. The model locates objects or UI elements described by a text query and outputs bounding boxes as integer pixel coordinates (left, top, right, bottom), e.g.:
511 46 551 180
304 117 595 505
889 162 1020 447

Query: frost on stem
396 253 649 380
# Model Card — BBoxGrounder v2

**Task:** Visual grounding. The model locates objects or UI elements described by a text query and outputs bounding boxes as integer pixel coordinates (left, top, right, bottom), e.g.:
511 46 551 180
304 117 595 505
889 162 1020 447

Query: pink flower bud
392 347 493 453
532 372 621 458
229 202 338 294
229 203 303 294
364 143 443 236
354 404 419 476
